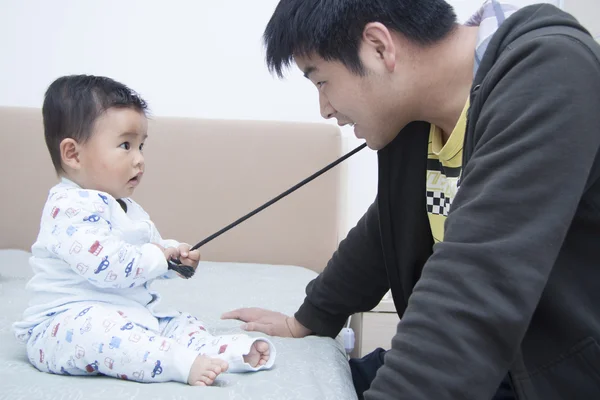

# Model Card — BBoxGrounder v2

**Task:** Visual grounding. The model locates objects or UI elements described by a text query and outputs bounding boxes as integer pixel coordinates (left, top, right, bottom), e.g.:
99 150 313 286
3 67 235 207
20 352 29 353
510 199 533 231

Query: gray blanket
0 249 357 400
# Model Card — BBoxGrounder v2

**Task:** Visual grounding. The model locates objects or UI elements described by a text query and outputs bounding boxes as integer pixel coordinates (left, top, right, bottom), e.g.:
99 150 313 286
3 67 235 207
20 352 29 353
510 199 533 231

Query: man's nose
319 91 335 119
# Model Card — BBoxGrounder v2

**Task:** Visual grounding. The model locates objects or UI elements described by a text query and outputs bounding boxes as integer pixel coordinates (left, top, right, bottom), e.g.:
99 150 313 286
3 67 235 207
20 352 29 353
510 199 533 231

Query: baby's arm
124 198 200 280
45 189 168 289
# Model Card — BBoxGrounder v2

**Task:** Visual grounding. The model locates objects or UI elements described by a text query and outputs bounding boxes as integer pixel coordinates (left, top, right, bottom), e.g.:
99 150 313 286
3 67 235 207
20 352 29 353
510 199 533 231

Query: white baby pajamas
13 178 275 383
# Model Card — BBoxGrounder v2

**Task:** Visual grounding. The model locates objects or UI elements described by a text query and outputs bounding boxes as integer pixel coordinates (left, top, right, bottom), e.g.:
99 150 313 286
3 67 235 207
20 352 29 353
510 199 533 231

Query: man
222 1 600 399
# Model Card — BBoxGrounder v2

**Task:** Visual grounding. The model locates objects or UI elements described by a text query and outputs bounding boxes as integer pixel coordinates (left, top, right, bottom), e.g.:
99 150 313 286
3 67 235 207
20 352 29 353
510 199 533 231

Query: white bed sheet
0 249 357 400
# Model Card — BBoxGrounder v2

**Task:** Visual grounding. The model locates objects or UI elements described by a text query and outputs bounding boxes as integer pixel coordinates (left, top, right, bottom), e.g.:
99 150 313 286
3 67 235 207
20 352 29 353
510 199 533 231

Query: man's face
295 42 413 150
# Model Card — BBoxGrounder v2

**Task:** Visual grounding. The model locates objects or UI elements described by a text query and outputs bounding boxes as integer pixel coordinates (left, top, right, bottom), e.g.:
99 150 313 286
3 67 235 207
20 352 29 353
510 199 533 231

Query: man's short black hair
264 0 457 77
42 74 148 173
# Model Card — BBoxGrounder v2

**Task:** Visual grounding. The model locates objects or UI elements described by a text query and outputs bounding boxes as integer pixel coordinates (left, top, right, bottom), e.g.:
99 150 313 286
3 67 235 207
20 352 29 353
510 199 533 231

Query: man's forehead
294 53 323 78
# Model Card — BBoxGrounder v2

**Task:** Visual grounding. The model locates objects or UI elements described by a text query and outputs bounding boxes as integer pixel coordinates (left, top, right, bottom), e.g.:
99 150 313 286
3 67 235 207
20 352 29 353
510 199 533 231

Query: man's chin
367 128 403 151
366 142 383 151
359 135 381 151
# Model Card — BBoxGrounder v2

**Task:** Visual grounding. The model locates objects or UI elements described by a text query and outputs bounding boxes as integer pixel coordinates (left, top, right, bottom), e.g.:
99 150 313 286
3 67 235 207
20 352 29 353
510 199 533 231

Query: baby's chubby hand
153 243 180 261
177 243 201 269
152 243 200 269
152 243 201 279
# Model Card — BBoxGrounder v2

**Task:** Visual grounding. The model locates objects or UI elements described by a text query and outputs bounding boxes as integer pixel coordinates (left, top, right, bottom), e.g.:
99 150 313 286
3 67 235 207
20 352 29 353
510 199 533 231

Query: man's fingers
221 309 291 337
221 308 259 321
221 309 246 321
242 322 272 335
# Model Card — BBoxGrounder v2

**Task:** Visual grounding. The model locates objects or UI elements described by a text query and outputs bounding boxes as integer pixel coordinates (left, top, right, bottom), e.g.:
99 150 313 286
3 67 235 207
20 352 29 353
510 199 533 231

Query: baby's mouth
129 173 143 186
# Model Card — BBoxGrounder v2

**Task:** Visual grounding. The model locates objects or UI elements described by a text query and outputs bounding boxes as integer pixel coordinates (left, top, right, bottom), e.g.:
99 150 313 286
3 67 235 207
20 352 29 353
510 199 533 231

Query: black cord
190 142 367 251
168 142 367 277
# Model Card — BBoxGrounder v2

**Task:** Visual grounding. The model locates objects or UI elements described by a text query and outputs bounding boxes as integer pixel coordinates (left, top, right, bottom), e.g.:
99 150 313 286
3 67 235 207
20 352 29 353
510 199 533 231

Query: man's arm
222 199 390 338
295 200 390 338
365 36 600 399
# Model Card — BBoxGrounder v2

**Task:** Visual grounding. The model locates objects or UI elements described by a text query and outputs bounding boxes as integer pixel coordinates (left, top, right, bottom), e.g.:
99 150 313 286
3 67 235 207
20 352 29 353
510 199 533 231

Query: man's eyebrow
303 66 317 79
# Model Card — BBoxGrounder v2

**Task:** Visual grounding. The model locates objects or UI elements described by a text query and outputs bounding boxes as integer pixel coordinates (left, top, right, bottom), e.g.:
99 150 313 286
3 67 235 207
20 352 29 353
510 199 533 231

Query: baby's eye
119 142 130 150
139 142 144 152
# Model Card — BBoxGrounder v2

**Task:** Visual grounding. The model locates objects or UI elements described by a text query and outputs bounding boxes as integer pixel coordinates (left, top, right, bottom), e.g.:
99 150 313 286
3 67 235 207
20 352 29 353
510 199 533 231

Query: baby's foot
243 340 270 368
188 355 229 386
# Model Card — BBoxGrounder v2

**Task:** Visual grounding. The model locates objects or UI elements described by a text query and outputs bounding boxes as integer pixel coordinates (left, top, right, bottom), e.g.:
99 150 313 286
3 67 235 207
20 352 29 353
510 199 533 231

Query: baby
12 74 275 386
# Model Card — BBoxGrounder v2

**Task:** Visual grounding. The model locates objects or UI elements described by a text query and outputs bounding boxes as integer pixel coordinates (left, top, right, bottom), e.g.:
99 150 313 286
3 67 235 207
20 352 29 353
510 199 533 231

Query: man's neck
415 25 479 144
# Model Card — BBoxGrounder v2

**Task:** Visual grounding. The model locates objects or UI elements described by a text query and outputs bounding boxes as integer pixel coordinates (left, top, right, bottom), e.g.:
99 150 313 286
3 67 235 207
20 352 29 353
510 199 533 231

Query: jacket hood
473 3 592 86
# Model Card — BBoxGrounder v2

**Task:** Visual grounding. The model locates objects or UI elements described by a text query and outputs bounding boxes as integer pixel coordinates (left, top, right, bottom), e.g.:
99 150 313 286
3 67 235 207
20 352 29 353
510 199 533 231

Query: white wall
0 0 584 239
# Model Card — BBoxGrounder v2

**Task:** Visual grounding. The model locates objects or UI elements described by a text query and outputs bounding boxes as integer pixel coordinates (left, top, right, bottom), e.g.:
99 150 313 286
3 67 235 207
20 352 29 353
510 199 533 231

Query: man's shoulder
478 4 599 84
474 18 600 101
495 24 600 85
507 23 599 55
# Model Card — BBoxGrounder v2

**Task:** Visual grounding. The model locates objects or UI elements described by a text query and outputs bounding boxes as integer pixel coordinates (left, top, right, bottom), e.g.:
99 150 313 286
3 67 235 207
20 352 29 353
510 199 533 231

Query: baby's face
76 108 148 199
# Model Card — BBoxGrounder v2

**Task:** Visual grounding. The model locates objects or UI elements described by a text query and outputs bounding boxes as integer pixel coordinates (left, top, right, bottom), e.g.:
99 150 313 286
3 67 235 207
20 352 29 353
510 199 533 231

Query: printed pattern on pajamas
26 303 276 384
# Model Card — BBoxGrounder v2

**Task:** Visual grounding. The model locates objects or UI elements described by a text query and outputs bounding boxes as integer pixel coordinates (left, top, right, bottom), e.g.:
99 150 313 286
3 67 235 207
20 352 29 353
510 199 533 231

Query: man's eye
316 81 325 88
119 142 130 150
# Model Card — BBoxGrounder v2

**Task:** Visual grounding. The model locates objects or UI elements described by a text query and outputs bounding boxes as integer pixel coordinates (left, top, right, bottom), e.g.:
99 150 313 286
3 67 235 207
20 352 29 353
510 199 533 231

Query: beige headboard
0 106 344 273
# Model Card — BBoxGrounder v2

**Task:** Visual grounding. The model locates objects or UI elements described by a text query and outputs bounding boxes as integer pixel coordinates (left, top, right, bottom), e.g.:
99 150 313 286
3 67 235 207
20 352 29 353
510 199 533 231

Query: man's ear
362 22 397 73
60 138 81 170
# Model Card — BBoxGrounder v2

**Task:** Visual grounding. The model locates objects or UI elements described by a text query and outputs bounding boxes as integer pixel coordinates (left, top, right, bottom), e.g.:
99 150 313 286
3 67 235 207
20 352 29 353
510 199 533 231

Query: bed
0 106 357 399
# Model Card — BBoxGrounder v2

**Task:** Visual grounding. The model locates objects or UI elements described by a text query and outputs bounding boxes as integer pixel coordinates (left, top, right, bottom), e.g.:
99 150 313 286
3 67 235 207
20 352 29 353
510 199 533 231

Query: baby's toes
255 341 270 354
204 370 217 382
199 374 214 386
212 358 229 374
260 352 269 365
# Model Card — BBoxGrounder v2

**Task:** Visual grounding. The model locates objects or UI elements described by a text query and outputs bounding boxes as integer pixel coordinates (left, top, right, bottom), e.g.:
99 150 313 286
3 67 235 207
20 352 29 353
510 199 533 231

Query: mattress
0 249 357 400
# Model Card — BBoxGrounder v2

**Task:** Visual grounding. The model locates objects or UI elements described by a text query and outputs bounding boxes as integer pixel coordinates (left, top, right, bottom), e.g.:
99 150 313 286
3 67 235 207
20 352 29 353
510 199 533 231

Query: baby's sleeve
156 237 187 280
112 197 185 280
122 197 183 250
44 189 169 288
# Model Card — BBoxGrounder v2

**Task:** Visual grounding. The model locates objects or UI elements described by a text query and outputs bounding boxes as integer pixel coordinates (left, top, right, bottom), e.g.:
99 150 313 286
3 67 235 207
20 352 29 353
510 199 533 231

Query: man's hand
221 307 312 338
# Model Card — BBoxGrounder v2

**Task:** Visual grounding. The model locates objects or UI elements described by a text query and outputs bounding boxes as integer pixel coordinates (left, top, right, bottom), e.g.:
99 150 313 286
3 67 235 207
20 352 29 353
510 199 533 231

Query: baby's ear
60 138 80 170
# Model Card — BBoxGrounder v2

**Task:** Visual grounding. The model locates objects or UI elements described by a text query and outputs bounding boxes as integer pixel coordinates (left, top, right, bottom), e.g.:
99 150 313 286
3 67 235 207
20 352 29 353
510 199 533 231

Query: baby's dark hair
42 74 148 173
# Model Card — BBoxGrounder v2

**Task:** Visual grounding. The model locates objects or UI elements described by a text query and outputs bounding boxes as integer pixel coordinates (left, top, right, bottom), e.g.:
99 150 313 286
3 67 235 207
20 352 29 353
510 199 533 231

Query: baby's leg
26 304 227 385
161 313 276 373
